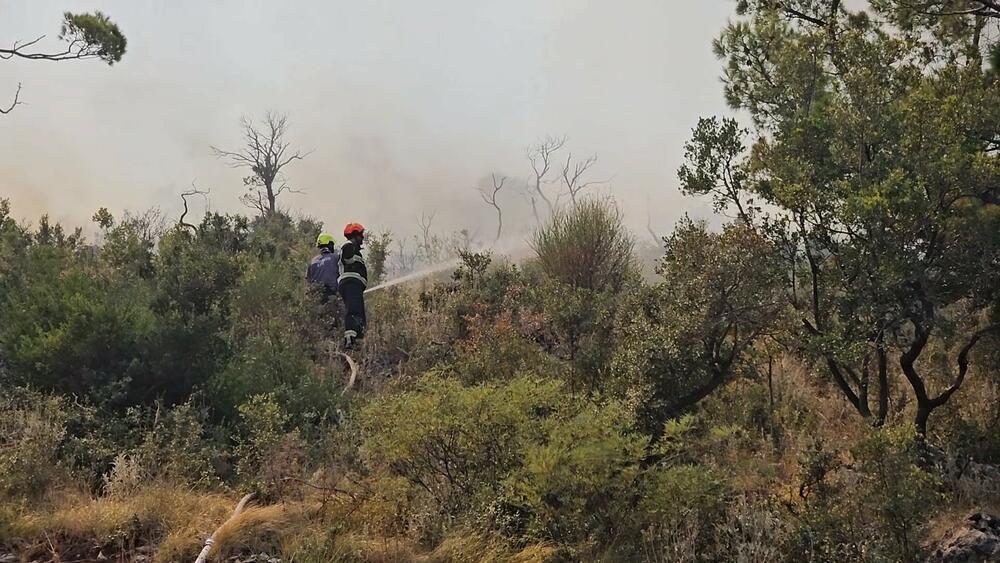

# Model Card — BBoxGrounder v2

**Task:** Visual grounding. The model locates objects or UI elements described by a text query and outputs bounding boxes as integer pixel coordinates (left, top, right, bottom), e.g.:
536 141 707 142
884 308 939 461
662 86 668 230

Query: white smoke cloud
0 0 731 241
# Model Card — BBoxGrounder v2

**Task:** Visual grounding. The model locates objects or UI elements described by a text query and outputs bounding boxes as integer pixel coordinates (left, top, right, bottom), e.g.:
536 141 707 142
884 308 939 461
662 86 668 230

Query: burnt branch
179 181 210 233
560 152 606 205
646 194 661 245
477 173 506 242
526 135 567 216
0 83 22 115
0 35 99 62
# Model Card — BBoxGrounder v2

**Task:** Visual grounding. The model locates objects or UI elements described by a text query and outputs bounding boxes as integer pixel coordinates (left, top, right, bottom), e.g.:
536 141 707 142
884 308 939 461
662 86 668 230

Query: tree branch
179 181 209 233
526 135 566 216
802 318 869 416
476 173 505 242
779 3 828 26
931 323 1000 407
0 83 23 114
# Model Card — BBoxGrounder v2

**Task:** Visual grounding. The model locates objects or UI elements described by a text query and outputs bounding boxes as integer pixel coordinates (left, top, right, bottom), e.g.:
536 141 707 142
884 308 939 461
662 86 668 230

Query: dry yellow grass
206 502 289 560
8 483 259 561
428 533 559 563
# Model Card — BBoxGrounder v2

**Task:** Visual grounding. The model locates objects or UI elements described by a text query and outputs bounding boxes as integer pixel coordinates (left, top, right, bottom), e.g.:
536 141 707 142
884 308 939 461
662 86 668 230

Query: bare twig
526 135 567 216
646 193 661 244
477 173 506 242
418 211 436 257
0 34 107 62
561 152 608 205
179 181 210 233
0 83 23 115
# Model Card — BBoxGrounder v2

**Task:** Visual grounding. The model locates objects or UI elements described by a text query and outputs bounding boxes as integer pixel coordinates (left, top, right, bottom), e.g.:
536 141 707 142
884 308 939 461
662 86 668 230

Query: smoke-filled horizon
0 1 731 243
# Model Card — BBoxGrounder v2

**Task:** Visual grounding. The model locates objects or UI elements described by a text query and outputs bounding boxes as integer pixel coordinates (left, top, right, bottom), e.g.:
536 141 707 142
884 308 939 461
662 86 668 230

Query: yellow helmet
316 232 335 247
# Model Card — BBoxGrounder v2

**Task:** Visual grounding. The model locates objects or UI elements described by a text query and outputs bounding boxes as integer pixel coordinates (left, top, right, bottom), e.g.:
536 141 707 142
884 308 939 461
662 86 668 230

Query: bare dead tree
418 211 436 250
477 173 506 242
526 135 567 216
522 183 543 225
393 237 417 276
449 228 478 254
416 211 442 264
0 83 22 115
211 112 309 216
179 181 210 233
560 152 606 205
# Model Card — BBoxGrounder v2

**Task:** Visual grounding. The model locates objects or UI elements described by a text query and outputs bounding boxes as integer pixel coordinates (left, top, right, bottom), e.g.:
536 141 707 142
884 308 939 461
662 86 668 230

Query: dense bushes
0 197 990 561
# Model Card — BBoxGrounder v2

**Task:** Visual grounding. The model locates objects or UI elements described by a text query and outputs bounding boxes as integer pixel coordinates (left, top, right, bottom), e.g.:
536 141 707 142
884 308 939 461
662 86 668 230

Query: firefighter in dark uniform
338 223 368 349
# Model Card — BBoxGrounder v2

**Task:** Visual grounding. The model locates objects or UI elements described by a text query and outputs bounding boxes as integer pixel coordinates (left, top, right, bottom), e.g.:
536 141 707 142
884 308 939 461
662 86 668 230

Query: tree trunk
265 180 276 214
875 342 889 426
914 403 931 436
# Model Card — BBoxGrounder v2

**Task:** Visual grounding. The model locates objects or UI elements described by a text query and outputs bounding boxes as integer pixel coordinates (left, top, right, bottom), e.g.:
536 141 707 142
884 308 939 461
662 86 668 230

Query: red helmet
344 222 365 238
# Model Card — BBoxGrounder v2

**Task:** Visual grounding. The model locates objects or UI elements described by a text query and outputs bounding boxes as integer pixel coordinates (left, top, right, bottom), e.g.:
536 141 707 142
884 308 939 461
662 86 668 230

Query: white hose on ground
193 493 254 563
337 352 358 393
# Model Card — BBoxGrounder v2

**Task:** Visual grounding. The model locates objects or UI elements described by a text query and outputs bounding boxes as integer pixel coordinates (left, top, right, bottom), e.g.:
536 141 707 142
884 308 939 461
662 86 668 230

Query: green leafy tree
681 0 1000 434
365 231 392 286
616 220 785 433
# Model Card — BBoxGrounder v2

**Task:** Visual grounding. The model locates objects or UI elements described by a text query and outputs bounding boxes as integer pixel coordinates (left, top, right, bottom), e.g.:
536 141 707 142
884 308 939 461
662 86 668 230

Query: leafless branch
526 135 567 217
476 173 506 242
392 237 417 276
561 152 607 205
418 211 436 252
179 181 210 232
779 3 828 26
0 34 105 62
646 194 661 244
0 83 22 115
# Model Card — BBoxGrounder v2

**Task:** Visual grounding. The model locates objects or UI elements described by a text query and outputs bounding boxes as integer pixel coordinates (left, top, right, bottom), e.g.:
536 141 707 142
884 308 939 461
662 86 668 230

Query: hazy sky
1 1 733 242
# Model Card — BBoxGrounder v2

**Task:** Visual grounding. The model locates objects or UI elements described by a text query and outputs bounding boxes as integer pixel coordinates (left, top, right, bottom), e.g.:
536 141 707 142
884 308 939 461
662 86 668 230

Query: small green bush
361 375 566 521
131 400 223 487
0 389 69 497
235 393 306 500
501 402 647 543
531 198 636 292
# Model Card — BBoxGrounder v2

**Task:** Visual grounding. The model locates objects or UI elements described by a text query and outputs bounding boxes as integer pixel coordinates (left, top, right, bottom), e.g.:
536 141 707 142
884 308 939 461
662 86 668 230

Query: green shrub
851 426 942 561
501 402 647 543
448 312 561 385
534 280 619 394
0 265 155 408
641 465 727 523
789 426 942 562
236 393 306 500
0 389 69 497
531 198 636 292
131 400 223 487
360 375 565 521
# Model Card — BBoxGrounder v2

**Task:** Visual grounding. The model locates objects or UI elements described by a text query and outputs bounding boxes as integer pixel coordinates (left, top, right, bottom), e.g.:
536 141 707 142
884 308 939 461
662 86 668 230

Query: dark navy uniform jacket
307 247 340 295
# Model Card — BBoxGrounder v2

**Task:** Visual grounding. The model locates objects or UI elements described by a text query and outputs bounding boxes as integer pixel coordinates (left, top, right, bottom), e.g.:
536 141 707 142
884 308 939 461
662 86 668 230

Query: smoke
0 0 730 241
